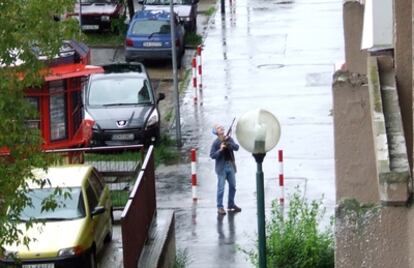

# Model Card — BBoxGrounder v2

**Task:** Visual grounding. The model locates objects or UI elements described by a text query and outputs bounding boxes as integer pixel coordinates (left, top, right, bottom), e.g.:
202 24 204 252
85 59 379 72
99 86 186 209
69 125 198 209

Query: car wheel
89 247 97 268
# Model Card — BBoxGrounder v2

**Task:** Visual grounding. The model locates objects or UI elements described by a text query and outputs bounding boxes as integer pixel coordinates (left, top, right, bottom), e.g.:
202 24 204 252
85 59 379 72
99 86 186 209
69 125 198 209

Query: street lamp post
236 109 281 268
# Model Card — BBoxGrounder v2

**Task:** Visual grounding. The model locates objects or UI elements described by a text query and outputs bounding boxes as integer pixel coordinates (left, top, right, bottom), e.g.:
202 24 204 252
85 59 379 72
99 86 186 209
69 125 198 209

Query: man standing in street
210 123 241 215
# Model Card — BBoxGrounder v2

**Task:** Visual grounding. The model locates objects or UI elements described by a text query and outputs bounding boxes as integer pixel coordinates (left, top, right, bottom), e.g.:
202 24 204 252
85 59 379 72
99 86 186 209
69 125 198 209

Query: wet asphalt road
156 0 344 267
94 0 344 267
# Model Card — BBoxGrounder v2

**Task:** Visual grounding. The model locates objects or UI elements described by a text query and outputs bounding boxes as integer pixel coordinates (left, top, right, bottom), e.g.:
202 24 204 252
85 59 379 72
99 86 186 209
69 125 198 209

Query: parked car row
0 60 159 266
66 0 198 67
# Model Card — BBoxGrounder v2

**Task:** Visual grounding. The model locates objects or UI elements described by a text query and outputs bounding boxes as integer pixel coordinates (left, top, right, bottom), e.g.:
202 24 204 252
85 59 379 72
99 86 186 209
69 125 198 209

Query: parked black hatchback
84 63 165 146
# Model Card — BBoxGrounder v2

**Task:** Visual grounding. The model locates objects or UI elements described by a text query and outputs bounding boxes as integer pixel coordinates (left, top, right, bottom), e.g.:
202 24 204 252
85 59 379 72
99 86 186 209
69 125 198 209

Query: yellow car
0 165 113 268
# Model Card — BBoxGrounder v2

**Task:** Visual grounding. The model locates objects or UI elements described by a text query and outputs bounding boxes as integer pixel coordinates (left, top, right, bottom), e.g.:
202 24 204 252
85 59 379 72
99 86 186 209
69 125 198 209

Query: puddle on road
257 63 285 69
275 0 293 4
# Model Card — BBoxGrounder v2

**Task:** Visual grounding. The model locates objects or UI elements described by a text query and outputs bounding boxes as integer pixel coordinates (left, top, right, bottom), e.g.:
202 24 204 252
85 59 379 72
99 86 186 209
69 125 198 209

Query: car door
85 173 107 251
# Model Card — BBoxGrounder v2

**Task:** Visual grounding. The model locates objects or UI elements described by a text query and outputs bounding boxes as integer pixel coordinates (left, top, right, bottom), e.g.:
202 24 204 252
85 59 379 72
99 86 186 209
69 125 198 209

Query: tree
0 0 80 250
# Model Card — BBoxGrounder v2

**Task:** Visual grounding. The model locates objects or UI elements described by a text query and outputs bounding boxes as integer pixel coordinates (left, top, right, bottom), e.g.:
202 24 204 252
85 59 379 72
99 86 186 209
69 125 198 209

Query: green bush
174 248 191 268
185 32 202 47
245 189 334 268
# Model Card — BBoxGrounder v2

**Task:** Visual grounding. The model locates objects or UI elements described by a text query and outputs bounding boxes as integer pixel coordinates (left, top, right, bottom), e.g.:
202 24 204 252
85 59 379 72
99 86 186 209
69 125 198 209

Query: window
132 20 170 35
88 77 150 106
18 187 86 221
25 97 40 130
89 171 104 198
49 80 67 141
86 183 99 212
71 77 85 133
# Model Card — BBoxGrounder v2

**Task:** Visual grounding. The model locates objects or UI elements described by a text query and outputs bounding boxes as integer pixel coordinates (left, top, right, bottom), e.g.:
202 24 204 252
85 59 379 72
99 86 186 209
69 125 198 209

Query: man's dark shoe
228 205 242 212
218 207 227 215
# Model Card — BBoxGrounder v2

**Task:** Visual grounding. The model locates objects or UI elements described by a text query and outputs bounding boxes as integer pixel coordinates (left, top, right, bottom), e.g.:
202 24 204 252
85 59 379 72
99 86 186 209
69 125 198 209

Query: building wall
333 67 413 267
343 1 367 74
336 206 410 268
333 71 379 203
394 0 413 171
335 0 414 266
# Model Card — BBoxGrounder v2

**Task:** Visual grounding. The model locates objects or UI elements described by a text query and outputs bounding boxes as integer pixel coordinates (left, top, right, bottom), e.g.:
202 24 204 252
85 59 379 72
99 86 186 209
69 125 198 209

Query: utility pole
79 0 82 33
127 0 135 20
170 1 182 147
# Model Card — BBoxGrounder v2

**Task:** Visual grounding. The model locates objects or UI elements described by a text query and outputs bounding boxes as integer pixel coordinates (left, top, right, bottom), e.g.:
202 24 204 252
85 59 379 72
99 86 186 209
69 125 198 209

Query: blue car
125 10 185 68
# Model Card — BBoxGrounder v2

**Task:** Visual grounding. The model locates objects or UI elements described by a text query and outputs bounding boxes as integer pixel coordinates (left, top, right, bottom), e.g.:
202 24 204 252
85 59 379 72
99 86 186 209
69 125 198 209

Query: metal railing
45 145 145 210
121 145 156 268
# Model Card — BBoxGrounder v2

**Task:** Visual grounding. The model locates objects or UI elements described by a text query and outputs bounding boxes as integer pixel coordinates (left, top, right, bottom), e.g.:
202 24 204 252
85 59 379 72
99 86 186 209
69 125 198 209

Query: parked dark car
141 0 198 32
125 10 185 68
69 0 126 31
83 63 165 146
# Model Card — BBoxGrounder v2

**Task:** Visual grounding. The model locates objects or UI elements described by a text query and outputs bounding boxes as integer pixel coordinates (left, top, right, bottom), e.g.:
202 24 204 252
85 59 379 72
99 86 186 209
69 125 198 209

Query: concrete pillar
343 1 367 74
394 0 413 172
333 71 379 203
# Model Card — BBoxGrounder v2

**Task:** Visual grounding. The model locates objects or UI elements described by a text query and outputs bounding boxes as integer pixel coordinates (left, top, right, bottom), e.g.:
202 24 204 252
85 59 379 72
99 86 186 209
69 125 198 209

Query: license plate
23 264 54 268
143 42 162 47
82 24 99 30
112 133 134 141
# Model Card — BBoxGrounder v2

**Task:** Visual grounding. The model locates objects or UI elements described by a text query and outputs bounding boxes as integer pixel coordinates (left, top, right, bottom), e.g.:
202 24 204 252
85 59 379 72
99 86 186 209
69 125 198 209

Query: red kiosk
6 41 104 162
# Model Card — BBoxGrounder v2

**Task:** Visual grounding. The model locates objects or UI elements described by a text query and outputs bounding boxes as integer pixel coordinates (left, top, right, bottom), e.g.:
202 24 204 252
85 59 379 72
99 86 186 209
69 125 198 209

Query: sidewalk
156 0 343 267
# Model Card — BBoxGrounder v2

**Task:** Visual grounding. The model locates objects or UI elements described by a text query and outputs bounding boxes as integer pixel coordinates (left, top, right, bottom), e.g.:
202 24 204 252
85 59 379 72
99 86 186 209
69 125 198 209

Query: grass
111 189 130 208
84 151 141 162
242 187 335 268
185 32 203 47
174 248 191 268
82 17 127 47
154 135 181 166
84 136 179 166
204 6 216 17
83 20 202 48
83 32 125 47
164 110 173 123
179 69 192 94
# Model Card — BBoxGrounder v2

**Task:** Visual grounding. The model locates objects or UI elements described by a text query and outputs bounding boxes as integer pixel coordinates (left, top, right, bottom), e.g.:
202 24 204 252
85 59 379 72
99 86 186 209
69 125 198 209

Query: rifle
225 117 236 137
224 117 237 164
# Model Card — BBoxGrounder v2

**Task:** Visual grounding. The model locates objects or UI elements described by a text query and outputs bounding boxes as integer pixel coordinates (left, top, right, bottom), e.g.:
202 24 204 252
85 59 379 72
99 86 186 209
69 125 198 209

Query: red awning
45 64 104 81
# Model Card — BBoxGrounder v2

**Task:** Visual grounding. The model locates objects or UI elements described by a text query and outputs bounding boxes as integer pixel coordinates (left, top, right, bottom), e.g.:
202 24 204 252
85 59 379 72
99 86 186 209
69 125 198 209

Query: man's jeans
217 162 236 208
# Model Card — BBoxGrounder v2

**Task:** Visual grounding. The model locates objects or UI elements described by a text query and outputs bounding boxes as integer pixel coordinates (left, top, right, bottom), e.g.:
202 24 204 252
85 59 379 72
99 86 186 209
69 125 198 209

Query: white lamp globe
235 109 281 154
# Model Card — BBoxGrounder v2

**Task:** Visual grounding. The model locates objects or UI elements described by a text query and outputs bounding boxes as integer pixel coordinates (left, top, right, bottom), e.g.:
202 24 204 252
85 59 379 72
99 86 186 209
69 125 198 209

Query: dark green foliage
0 0 79 249
184 32 202 47
244 189 334 268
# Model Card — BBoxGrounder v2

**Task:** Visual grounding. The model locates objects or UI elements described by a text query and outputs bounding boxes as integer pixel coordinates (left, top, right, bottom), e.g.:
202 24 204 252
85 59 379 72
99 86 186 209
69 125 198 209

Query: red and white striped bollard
197 45 203 90
191 149 198 201
196 45 203 105
192 57 198 104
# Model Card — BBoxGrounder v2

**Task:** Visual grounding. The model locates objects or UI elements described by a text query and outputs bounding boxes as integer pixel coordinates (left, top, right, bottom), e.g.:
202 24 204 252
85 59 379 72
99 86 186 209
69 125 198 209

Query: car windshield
88 77 153 106
18 187 85 221
145 0 192 5
131 20 170 35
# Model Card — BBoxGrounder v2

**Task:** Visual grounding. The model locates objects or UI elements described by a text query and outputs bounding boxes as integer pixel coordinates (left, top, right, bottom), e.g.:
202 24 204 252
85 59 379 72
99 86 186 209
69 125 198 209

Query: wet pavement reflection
155 0 344 267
